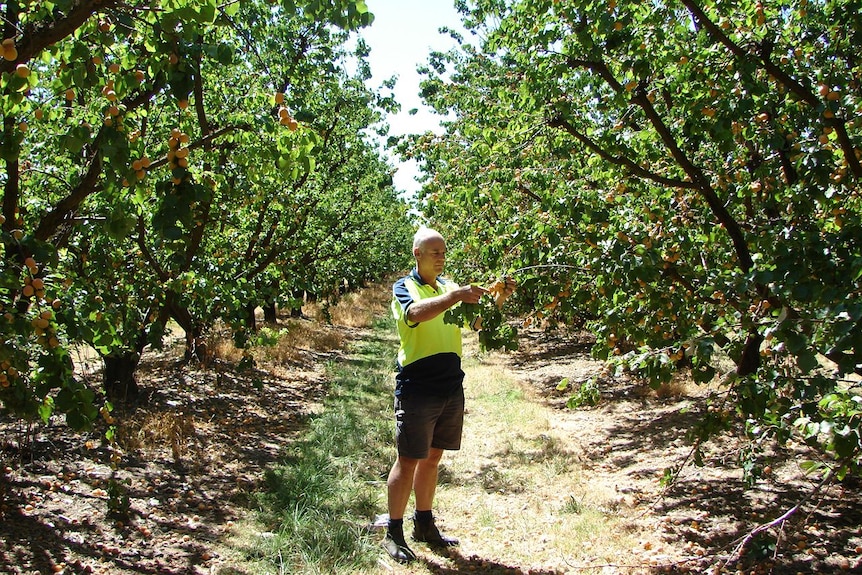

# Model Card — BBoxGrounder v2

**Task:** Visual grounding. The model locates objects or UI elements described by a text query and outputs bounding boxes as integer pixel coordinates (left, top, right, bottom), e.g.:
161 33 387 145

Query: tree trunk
164 291 210 365
263 301 277 323
736 332 764 377
103 352 140 404
245 302 258 331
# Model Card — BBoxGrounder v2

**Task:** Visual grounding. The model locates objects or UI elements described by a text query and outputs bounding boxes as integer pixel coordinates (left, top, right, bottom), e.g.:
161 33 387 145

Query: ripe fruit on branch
15 63 29 77
278 107 299 130
2 38 17 61
487 277 516 308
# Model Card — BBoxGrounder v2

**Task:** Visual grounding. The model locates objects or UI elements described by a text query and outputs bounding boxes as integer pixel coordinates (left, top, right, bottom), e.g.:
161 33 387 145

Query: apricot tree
0 0 412 425
406 0 861 480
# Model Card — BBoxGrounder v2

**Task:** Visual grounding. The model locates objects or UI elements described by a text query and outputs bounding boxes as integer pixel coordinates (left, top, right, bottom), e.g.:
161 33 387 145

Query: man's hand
459 283 488 304
487 276 517 308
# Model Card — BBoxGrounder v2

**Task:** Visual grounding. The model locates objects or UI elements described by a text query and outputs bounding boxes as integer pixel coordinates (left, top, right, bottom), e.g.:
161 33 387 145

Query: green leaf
797 351 819 374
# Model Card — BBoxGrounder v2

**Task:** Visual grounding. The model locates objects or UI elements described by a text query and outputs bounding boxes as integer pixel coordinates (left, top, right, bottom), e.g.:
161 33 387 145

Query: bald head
413 227 444 252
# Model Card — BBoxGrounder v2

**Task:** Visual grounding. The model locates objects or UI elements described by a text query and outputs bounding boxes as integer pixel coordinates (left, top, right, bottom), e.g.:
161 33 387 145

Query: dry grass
207 282 393 369
115 410 198 461
306 284 394 327
651 377 691 400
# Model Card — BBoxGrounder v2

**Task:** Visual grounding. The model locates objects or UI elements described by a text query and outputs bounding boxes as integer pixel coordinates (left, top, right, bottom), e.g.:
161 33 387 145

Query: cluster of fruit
131 155 152 182
0 358 17 388
487 276 516 308
167 128 192 183
274 92 298 130
3 256 64 367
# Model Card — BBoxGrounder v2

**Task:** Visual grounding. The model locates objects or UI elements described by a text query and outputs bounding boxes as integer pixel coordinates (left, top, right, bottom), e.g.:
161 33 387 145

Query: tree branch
680 0 861 178
0 0 122 75
721 466 836 569
546 114 695 190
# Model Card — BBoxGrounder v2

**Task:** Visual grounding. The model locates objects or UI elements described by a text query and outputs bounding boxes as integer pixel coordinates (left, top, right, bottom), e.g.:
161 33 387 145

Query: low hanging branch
719 466 837 570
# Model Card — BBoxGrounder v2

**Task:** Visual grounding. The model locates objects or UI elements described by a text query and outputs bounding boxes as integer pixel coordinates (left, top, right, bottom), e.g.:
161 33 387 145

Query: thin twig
720 466 836 570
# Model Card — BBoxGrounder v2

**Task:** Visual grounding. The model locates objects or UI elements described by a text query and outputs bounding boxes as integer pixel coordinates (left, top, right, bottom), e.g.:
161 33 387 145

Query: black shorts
394 390 465 459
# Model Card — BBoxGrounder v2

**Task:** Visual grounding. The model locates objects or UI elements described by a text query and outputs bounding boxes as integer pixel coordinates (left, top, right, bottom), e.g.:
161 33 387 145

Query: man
383 227 514 562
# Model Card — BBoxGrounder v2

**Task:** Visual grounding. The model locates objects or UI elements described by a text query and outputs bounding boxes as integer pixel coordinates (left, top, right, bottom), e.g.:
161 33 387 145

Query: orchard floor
1 323 861 575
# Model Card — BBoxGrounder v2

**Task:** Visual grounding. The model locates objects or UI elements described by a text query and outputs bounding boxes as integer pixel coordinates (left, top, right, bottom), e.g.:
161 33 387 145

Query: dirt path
494 329 862 574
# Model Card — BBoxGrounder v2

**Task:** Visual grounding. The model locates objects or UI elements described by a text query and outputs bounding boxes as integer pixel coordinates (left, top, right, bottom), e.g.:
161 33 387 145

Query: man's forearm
406 291 461 323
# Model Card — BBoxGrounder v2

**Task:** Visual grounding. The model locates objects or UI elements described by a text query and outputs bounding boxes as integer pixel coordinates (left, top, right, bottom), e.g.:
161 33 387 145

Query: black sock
387 518 405 541
414 509 433 523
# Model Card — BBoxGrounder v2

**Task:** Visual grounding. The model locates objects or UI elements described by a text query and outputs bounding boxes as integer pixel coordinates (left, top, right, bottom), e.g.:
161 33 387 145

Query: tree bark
263 301 277 323
103 352 140 404
245 302 258 331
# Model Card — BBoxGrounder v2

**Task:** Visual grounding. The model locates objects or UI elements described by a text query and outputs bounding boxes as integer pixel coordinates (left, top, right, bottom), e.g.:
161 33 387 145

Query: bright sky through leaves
359 0 466 196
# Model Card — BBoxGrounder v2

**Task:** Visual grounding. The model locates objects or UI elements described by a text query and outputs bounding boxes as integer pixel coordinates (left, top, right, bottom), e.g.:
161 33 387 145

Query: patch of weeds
561 377 601 408
748 531 777 558
106 477 131 519
478 465 523 494
500 434 568 467
562 494 586 514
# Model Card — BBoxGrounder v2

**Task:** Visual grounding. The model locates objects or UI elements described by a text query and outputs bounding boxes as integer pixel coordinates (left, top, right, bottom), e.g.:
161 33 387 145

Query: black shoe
412 517 459 547
382 533 416 563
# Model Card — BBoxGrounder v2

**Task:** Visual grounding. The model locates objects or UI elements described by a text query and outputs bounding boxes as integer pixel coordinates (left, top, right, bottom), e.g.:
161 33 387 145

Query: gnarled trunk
164 291 210 365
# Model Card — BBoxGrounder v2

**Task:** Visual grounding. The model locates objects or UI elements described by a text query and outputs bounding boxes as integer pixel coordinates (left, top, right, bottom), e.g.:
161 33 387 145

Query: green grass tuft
247 316 397 574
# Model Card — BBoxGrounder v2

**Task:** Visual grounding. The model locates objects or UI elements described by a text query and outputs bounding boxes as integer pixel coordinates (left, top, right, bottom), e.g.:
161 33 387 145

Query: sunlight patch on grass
434 352 649 573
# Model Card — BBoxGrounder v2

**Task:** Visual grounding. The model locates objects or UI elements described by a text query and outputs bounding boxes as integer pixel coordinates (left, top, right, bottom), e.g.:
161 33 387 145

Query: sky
355 0 468 196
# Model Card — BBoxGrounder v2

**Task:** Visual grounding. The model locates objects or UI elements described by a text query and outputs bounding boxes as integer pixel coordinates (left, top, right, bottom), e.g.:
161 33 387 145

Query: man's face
415 236 446 277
